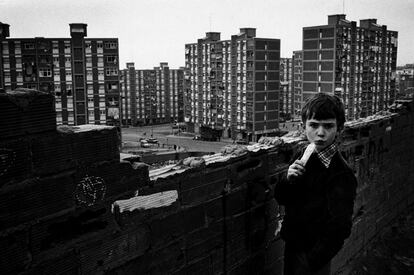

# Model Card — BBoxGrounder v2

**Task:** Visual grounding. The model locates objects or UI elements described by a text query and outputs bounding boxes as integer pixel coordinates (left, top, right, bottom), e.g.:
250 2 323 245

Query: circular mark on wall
74 175 106 206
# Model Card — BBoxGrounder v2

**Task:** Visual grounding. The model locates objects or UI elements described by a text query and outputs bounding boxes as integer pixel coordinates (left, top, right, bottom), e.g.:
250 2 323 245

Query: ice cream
300 143 315 166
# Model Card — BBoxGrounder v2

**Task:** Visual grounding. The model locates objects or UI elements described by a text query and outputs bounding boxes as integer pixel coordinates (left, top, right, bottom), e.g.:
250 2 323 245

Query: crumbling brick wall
1 89 413 274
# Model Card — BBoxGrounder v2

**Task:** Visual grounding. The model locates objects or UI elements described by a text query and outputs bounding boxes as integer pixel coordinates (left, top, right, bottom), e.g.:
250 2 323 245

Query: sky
1 0 413 69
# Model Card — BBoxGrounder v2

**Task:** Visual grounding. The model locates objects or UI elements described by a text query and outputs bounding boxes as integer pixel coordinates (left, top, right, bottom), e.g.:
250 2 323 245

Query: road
121 124 234 153
120 122 300 154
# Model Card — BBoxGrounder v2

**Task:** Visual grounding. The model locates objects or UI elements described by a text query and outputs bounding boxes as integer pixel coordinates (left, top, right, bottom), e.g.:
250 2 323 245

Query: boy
274 93 357 275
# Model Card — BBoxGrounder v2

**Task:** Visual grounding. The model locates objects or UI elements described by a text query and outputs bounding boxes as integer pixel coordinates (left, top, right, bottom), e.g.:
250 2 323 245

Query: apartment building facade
293 50 303 119
396 64 414 99
0 22 120 126
120 62 184 126
279 57 293 121
302 14 398 120
184 28 280 141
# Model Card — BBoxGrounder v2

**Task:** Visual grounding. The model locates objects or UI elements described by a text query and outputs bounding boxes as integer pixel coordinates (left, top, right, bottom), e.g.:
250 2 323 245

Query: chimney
359 19 378 28
205 32 221 41
69 23 87 37
0 22 10 39
328 14 346 25
239 28 256 38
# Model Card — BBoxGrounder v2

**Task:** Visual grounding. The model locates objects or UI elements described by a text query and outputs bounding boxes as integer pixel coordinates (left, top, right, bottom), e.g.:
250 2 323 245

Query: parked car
140 140 151 148
147 138 159 144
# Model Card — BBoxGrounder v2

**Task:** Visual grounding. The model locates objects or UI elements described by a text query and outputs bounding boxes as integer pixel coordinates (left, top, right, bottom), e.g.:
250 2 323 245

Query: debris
112 190 178 213
258 136 284 146
220 145 249 156
182 157 206 168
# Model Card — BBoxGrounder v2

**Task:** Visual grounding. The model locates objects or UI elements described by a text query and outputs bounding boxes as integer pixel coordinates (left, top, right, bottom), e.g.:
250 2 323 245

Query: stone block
264 257 284 275
78 226 150 274
70 125 120 165
76 160 148 202
24 249 80 275
225 187 249 216
150 205 206 249
30 204 113 256
0 171 76 230
204 196 224 224
0 226 31 274
233 155 269 184
0 137 31 186
0 89 56 140
31 131 74 176
177 256 212 275
148 239 186 275
181 179 225 206
185 223 223 262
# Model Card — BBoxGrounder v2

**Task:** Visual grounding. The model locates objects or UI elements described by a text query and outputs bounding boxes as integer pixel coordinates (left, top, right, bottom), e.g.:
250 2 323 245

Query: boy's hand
287 160 306 181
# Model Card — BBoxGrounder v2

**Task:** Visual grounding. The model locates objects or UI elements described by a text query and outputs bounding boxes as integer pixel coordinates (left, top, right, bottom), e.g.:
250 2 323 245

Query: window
3 57 10 69
106 56 117 63
64 42 71 53
105 68 118 76
97 57 104 67
66 84 73 96
24 43 35 50
104 41 118 49
4 72 11 83
39 69 52 77
97 42 103 49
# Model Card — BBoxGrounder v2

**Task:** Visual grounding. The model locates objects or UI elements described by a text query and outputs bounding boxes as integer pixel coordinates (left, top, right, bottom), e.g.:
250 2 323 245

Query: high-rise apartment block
120 62 184 126
396 64 414 99
184 28 280 141
302 14 398 119
279 57 293 121
293 50 303 118
0 22 120 126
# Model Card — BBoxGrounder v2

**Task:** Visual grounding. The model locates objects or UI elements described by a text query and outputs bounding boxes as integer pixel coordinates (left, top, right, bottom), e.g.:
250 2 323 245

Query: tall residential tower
0 22 120 126
185 28 280 141
120 62 184 126
302 15 398 119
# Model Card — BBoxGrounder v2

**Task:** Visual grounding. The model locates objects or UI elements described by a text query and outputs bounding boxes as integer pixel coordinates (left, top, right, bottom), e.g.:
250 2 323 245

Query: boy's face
305 118 338 152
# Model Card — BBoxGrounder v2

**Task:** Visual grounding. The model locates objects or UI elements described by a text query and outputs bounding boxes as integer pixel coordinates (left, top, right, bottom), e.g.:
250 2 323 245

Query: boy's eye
309 123 318 128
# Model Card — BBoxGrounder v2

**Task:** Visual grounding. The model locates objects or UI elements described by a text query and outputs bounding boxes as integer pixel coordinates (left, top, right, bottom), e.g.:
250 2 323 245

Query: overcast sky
1 0 413 69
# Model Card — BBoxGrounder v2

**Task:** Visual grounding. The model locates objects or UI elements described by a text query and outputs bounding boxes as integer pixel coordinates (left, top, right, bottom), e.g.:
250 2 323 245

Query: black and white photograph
1 0 413 274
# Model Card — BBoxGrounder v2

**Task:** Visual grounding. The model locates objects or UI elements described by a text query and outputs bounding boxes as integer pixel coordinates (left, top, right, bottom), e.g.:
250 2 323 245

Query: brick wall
1 89 413 274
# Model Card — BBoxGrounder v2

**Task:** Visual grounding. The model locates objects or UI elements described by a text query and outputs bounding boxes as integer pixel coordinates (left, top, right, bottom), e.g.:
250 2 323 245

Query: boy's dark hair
301 93 345 130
